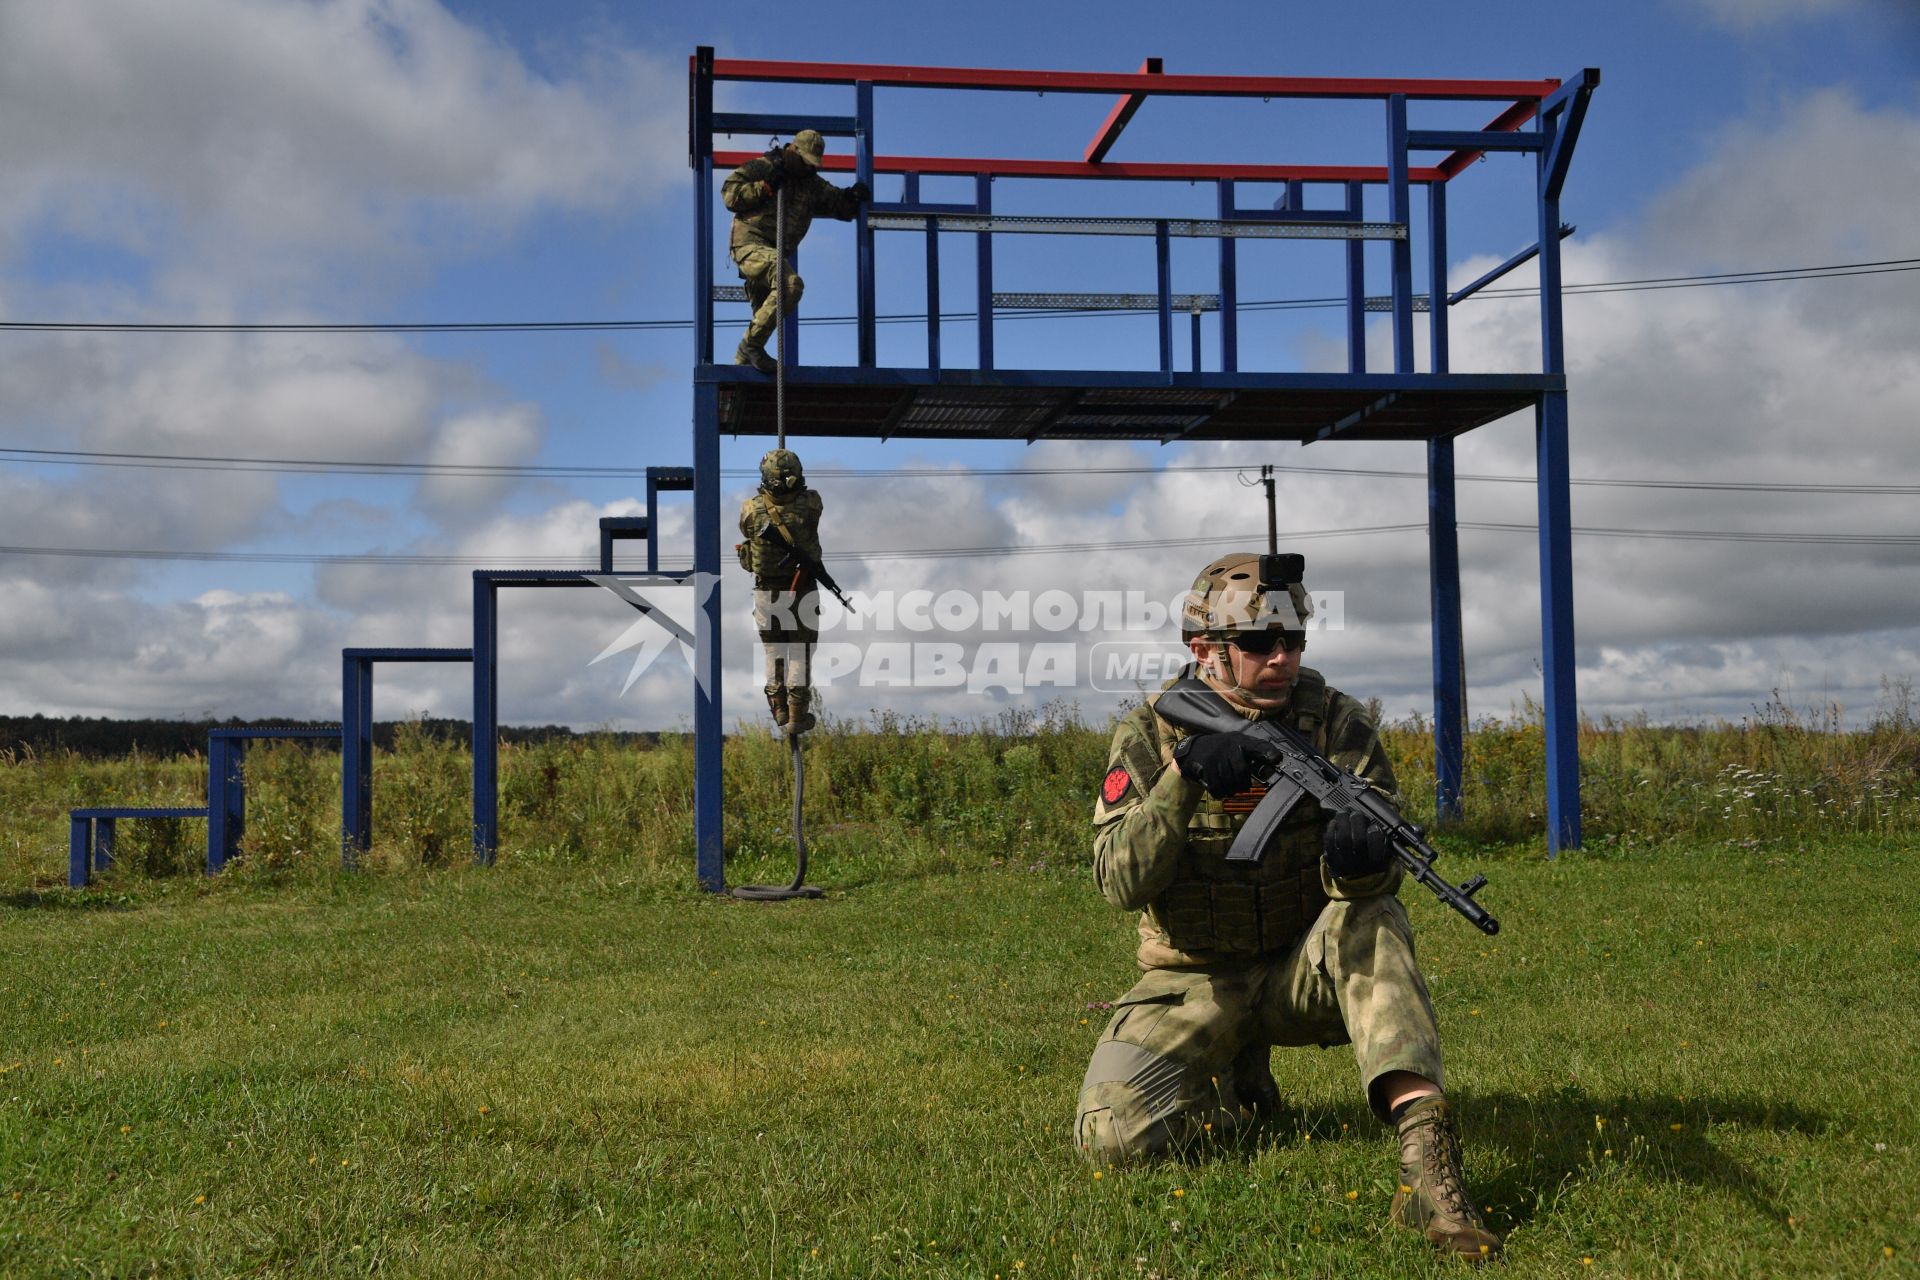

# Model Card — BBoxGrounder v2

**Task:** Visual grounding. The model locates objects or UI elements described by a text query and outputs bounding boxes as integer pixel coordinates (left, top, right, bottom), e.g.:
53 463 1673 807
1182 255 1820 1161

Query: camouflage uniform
721 136 864 367
1074 664 1445 1163
737 461 825 731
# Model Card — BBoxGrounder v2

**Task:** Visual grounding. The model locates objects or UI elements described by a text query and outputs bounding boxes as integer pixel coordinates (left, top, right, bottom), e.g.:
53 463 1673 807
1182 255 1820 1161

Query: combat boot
1229 1040 1282 1120
734 339 777 375
764 685 789 727
1391 1096 1502 1262
785 688 816 737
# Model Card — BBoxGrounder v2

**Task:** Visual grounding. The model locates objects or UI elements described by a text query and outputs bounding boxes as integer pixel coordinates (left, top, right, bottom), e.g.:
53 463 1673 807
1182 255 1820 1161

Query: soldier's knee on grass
1073 1080 1181 1167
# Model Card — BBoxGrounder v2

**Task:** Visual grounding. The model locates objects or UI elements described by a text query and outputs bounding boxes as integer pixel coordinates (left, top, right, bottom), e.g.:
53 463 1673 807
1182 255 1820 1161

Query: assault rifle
1155 675 1500 935
755 521 854 612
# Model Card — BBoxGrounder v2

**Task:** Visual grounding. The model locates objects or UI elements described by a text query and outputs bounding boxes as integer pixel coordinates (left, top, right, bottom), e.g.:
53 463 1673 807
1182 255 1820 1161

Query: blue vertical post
926 216 941 372
472 578 499 865
856 80 876 368
68 815 89 887
691 381 725 892
1216 179 1238 372
1425 181 1466 824
645 471 661 573
1535 108 1582 854
692 47 715 366
975 174 994 370
780 247 800 365
208 736 245 874
1345 181 1366 373
93 818 115 876
1155 220 1173 377
342 653 374 863
1189 309 1202 373
1385 95 1414 375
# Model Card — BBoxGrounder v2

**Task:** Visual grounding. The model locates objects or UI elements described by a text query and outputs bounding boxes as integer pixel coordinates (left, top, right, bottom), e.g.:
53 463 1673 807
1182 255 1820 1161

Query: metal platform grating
710 369 1551 443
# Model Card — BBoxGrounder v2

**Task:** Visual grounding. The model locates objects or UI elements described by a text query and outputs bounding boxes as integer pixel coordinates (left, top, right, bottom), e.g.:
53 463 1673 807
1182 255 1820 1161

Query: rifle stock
1155 676 1499 936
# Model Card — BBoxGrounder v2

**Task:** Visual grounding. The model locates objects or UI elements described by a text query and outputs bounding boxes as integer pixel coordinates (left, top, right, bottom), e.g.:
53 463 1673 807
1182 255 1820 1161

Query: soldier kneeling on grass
1072 550 1502 1263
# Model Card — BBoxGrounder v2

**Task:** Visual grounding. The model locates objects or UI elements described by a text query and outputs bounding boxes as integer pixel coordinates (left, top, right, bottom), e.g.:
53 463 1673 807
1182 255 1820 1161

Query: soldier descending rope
737 448 825 737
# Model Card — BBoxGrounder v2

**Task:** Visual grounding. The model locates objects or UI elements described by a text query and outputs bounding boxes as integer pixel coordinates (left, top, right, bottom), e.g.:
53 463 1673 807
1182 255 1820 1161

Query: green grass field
3 707 1917 1276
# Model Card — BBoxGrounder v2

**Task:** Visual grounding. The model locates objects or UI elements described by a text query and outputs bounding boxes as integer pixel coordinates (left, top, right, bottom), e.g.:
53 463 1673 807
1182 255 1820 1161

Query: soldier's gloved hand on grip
848 180 872 203
762 151 788 192
1323 810 1395 879
1171 733 1254 799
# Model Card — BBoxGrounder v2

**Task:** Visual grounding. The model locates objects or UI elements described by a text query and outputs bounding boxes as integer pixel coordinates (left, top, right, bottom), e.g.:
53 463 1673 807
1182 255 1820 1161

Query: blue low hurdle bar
471 568 694 865
68 807 209 888
207 727 342 874
341 648 474 866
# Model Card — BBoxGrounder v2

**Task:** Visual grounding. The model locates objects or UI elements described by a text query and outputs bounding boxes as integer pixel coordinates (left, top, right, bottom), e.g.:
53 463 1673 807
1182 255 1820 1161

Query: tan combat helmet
760 448 805 495
1180 550 1314 640
790 129 826 168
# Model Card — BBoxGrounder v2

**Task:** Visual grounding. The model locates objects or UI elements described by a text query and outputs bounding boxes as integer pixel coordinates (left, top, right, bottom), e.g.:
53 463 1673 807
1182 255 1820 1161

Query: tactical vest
1147 670 1337 958
739 489 820 586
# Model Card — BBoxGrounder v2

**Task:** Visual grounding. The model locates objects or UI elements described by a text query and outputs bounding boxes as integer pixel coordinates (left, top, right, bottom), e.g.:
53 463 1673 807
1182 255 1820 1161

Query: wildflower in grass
1581 1258 1593 1266
1172 1188 1184 1198
1469 1009 1481 1016
1092 1171 1103 1181
478 1105 490 1115
120 1125 131 1134
194 1194 206 1205
1670 1123 1684 1132
1345 1190 1358 1201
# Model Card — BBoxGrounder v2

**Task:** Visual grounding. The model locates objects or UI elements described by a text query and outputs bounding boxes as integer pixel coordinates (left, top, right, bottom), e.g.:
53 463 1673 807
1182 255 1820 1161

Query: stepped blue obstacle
68 466 697 887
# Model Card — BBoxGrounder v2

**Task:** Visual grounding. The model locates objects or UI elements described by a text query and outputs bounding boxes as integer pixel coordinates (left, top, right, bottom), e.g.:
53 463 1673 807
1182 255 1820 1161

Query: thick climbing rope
734 177 821 901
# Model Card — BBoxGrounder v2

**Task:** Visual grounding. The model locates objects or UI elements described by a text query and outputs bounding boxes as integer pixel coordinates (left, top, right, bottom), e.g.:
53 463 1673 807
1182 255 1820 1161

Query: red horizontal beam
1085 57 1161 164
714 150 1446 184
1438 99 1541 180
708 56 1558 103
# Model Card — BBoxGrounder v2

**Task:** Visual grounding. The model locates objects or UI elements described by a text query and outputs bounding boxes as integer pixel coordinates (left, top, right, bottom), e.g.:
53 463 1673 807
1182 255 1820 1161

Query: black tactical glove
1323 810 1396 879
762 149 788 192
1171 733 1254 799
848 180 872 203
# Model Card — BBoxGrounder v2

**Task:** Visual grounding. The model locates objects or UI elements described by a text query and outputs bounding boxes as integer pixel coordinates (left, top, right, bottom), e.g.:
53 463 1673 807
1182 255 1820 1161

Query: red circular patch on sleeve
1101 766 1133 804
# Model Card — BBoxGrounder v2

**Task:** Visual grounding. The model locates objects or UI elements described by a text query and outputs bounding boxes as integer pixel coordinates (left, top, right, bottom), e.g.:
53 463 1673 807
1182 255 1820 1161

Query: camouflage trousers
1074 894 1443 1166
732 243 804 356
753 586 817 696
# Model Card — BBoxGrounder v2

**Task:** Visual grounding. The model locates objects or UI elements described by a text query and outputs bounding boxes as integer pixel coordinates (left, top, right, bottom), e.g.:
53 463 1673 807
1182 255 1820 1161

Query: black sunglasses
1226 629 1307 657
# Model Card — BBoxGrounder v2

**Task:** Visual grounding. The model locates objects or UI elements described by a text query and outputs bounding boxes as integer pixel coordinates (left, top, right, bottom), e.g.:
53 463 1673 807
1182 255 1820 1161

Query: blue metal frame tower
688 51 1598 891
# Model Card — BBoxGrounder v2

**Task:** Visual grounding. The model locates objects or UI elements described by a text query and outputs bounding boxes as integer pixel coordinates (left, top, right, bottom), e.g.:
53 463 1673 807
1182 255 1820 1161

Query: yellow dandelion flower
1594 1116 1606 1131
1469 1009 1482 1016
809 1248 818 1258
194 1194 206 1205
1581 1258 1593 1267
1311 1226 1323 1236
1079 1019 1088 1025
120 1125 131 1134
1670 1123 1684 1132
51 1058 61 1067
1400 1184 1413 1194
1092 1171 1103 1181
1603 1148 1613 1156
1203 1123 1213 1132
478 1105 490 1115
1345 1190 1358 1201
340 1158 350 1167
308 1156 317 1165
1172 1188 1185 1198
1886 1247 1896 1260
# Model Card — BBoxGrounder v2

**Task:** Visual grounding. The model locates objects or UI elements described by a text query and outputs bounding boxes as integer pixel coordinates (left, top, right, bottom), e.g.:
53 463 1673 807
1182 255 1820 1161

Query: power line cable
0 257 1911 334
5 518 1918 571
3 444 1915 495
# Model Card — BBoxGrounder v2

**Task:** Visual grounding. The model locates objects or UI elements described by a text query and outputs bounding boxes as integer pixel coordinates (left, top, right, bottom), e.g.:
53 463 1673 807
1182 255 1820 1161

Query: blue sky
1 0 1916 729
